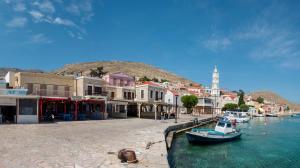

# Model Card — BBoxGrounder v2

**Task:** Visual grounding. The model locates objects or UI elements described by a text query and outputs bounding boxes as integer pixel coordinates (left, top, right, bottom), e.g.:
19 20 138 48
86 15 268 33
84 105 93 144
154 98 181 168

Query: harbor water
168 115 300 168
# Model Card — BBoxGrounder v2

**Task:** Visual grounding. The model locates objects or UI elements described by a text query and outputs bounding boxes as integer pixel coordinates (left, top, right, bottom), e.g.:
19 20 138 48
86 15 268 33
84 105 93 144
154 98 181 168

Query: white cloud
235 21 272 40
29 10 44 20
3 0 94 40
202 35 231 51
66 3 80 15
65 0 94 23
53 17 76 27
6 17 27 28
13 2 26 12
68 31 83 40
29 33 52 44
32 0 55 13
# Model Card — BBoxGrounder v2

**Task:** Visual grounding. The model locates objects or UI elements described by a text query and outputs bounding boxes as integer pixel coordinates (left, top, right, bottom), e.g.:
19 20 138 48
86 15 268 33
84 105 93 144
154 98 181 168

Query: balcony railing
0 88 28 96
30 89 72 97
84 90 108 97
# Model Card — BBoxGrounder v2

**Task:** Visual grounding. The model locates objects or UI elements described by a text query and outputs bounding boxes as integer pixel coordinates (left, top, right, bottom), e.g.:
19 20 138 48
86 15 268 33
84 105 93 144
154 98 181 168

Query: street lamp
175 94 178 123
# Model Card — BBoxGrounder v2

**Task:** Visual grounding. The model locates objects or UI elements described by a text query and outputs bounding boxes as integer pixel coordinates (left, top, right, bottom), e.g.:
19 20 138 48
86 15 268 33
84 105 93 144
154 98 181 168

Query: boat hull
186 131 242 144
266 114 278 117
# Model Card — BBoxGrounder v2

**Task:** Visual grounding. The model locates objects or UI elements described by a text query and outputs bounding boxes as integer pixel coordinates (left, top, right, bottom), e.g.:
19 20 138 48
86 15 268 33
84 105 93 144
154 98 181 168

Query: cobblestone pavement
0 115 210 168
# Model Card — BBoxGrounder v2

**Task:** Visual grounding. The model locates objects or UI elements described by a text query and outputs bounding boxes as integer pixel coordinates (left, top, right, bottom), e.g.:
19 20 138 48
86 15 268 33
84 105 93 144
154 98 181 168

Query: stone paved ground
0 115 210 168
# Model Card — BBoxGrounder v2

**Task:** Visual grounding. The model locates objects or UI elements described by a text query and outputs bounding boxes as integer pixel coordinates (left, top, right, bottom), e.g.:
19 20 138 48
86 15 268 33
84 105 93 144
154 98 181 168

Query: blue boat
186 118 242 144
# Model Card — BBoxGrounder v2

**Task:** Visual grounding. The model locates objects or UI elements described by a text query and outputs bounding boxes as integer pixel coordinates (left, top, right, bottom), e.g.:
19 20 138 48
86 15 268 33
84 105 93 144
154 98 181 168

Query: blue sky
0 0 300 103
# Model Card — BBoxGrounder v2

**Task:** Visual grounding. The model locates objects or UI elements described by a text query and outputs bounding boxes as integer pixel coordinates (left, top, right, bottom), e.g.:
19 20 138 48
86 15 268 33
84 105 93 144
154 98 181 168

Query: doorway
0 106 17 124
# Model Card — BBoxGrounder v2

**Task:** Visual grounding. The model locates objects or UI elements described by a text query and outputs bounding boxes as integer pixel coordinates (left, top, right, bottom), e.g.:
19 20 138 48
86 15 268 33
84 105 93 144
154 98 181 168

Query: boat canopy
219 117 231 124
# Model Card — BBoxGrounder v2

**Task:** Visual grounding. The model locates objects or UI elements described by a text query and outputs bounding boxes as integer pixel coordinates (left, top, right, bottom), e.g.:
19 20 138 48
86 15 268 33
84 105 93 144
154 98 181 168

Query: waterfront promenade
0 115 211 168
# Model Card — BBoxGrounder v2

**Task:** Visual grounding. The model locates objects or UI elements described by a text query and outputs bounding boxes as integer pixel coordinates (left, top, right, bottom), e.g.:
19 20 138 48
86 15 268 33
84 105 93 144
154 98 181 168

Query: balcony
0 88 28 96
30 88 72 97
84 90 108 97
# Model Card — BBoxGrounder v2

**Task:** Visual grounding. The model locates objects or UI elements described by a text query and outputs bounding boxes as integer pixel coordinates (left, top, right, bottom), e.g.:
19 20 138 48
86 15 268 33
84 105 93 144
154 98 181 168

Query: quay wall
164 117 216 150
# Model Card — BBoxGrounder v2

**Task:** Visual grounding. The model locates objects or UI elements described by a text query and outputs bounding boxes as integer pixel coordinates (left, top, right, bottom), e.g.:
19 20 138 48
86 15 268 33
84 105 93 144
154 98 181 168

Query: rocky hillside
0 68 43 77
250 91 300 111
54 61 195 85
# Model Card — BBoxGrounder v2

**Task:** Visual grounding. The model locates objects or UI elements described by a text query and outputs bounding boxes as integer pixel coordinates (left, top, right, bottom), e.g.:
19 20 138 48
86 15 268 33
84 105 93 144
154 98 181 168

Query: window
111 92 115 99
123 92 127 99
40 84 46 96
217 122 225 127
87 85 93 95
94 86 102 95
150 90 153 98
19 99 37 115
53 85 58 95
27 83 33 94
155 91 159 100
119 105 126 113
65 86 70 97
141 90 144 99
128 92 131 99
132 92 135 99
160 92 163 99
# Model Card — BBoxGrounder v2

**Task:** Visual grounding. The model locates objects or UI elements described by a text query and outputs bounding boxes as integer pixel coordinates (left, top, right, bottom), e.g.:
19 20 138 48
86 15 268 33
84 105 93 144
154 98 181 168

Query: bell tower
211 65 220 96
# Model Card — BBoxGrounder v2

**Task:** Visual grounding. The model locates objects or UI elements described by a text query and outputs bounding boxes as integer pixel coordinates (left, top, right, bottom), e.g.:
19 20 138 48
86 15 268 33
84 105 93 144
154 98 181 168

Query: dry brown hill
250 91 300 111
0 68 43 77
54 61 195 85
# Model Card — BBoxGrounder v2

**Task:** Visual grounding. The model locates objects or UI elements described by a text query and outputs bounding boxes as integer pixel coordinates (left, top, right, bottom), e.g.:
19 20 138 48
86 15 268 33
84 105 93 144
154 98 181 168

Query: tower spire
211 65 220 96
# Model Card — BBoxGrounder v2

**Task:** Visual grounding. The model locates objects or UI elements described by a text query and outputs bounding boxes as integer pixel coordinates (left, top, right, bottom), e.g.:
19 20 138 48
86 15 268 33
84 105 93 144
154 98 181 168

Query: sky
0 0 300 103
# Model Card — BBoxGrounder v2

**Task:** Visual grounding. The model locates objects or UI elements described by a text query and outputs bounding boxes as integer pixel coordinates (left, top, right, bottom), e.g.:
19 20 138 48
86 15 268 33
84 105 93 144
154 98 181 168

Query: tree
285 106 290 112
239 104 250 112
139 76 151 82
222 103 239 111
90 67 107 78
181 95 198 114
161 79 168 83
238 90 245 106
152 77 159 82
256 96 264 104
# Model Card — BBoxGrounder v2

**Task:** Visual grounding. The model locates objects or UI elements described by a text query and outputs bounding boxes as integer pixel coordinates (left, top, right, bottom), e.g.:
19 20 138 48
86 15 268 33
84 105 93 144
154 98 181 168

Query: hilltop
54 61 196 85
250 91 300 111
0 68 43 77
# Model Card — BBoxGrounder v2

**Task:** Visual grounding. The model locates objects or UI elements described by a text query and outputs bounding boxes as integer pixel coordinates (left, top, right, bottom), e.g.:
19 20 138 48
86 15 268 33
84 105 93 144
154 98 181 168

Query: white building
210 66 222 115
211 66 220 96
164 90 186 114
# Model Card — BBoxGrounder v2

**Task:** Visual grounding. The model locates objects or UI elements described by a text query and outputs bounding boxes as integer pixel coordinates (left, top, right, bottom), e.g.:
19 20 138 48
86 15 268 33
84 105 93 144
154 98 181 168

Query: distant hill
0 68 43 77
54 61 196 85
250 91 300 111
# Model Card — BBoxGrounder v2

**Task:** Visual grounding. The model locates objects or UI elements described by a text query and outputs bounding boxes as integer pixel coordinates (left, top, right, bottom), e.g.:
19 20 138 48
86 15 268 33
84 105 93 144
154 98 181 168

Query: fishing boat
253 113 265 117
224 111 250 123
186 118 242 144
266 113 278 117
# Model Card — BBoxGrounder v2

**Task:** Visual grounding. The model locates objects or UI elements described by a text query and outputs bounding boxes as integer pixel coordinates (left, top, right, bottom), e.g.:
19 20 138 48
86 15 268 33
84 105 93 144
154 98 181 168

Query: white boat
266 113 278 117
253 113 265 117
186 117 242 144
224 111 250 123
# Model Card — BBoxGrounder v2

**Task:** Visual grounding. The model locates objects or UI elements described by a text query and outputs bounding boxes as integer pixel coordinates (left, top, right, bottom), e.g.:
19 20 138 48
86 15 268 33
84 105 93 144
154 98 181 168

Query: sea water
168 115 300 168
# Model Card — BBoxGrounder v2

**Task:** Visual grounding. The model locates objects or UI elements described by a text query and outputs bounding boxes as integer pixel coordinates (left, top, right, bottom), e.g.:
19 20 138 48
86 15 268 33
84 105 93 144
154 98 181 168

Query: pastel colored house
103 72 135 87
5 72 106 123
135 81 167 120
104 72 136 118
164 90 186 114
0 75 38 124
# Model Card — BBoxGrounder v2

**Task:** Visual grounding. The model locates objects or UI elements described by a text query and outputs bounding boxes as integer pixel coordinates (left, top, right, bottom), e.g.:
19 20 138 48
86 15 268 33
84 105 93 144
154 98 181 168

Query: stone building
135 81 167 120
104 72 136 118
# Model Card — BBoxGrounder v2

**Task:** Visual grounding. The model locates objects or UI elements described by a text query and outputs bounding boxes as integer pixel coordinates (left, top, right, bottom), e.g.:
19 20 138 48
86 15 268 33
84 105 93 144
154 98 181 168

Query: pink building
103 72 135 87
